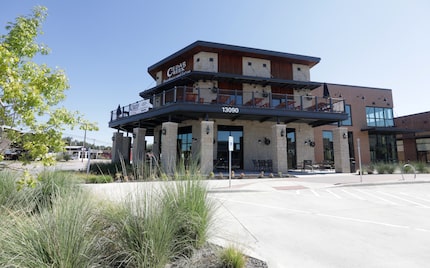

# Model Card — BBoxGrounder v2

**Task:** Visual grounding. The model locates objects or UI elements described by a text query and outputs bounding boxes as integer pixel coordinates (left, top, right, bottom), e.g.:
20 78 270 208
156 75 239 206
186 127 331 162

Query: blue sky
1 1 429 146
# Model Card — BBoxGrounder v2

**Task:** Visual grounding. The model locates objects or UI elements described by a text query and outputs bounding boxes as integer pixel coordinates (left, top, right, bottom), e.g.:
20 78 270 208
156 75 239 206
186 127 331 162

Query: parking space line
310 189 320 197
326 189 341 199
356 189 398 205
378 191 430 208
400 192 430 203
213 197 430 233
341 189 366 200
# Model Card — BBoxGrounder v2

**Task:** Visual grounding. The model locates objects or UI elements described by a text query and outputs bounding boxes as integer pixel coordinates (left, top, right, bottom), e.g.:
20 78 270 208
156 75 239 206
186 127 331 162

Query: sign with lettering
129 99 153 115
167 61 187 78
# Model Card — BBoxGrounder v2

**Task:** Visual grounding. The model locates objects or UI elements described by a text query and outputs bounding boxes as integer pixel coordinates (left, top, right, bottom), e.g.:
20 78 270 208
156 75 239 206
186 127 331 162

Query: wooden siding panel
219 54 242 74
271 61 293 80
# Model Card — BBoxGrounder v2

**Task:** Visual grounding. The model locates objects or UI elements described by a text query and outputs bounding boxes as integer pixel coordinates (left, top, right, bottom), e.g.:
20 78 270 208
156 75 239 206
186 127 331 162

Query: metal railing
110 86 345 121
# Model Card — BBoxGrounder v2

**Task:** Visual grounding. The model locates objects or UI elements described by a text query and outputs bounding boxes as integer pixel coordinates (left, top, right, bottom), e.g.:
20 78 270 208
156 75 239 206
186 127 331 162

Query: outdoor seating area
252 159 273 172
301 159 334 172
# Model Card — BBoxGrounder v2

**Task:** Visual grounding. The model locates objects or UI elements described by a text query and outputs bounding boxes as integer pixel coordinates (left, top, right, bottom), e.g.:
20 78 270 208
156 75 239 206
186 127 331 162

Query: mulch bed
167 243 268 268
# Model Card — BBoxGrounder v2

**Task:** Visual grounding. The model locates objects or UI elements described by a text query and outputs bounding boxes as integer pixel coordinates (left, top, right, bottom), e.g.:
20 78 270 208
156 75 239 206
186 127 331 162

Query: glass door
286 128 297 169
216 125 243 170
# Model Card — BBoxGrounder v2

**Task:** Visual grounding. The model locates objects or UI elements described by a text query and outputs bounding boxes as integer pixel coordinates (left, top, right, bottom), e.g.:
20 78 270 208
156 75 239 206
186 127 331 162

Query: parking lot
209 177 430 268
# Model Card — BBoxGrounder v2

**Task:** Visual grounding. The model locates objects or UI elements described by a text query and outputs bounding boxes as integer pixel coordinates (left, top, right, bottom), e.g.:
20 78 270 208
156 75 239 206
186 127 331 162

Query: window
323 131 334 161
340 104 352 126
366 107 394 127
369 134 397 163
177 126 192 166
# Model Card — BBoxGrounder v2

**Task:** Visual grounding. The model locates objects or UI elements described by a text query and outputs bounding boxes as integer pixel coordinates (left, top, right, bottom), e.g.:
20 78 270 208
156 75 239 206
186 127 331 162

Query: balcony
110 86 346 132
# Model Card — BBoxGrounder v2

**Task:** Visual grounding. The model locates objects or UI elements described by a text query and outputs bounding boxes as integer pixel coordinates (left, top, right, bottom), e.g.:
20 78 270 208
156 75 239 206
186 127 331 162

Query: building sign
167 61 187 78
129 99 153 115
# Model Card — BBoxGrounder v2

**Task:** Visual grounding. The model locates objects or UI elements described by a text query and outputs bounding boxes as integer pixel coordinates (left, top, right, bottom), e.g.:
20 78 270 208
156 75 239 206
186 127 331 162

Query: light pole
82 128 87 162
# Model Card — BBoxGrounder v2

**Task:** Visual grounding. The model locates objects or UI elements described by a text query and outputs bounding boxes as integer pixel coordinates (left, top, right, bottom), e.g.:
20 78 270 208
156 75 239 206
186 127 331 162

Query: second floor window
341 104 352 126
366 107 394 127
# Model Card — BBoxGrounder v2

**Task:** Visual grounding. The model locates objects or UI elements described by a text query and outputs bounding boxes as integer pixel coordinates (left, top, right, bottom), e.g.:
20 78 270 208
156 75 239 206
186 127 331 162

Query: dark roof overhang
361 126 419 134
148 41 321 77
140 71 322 98
110 103 347 135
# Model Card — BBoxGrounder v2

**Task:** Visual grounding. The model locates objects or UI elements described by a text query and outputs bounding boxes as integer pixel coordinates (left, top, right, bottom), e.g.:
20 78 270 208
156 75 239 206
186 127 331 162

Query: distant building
395 111 430 163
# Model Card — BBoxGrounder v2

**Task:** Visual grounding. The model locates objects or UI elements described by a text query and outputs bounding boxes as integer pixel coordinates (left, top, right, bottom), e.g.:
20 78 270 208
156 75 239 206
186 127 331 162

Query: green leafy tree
0 6 98 165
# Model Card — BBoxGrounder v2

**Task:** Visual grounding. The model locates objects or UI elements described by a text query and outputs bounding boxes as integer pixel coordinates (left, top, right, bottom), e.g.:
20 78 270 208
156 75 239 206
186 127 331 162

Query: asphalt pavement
29 160 430 268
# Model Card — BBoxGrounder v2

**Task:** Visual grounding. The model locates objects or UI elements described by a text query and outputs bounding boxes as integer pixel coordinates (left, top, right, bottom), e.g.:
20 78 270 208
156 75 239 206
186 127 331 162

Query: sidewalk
206 172 430 192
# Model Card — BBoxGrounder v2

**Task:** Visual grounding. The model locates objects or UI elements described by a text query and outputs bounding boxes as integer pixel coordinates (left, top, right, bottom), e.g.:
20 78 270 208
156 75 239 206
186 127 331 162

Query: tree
0 6 98 165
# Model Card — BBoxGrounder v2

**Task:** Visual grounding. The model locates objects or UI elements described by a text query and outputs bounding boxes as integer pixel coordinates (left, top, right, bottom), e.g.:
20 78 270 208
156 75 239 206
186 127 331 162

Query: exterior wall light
162 127 166 135
206 125 210 135
280 129 285 137
304 139 315 147
343 133 348 139
258 138 271 145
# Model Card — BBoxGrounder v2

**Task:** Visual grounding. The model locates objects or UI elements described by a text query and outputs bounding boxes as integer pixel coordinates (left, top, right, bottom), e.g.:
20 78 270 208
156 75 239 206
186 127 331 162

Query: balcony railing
110 86 345 121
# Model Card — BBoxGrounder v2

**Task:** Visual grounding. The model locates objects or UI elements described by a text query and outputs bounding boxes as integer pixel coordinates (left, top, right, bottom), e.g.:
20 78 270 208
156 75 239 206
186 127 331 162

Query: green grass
219 245 247 268
0 186 107 267
161 179 214 256
0 167 215 267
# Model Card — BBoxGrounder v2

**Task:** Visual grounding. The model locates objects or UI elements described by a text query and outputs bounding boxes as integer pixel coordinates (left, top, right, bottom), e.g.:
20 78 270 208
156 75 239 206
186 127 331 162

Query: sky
1 1 429 146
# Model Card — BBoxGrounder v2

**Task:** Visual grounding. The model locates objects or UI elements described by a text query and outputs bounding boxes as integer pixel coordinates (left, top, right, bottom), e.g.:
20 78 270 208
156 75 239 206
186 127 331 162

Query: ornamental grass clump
104 187 177 268
161 178 214 258
219 245 247 268
0 188 107 267
104 176 213 267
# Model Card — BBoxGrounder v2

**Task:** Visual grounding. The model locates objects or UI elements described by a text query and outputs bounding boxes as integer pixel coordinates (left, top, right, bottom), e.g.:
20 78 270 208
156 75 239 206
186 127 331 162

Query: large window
369 134 397 163
216 125 243 169
177 126 192 166
323 130 334 161
366 107 394 127
340 105 352 126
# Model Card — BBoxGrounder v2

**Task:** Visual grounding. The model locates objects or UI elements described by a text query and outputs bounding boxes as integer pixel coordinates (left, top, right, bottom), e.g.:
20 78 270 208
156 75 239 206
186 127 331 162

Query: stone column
200 121 214 174
161 122 178 174
333 127 350 173
122 136 131 165
132 128 146 164
111 132 123 163
295 124 315 166
271 124 288 173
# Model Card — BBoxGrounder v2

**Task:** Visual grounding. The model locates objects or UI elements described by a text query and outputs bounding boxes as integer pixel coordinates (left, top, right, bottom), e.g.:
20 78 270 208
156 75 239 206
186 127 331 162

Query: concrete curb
332 179 430 188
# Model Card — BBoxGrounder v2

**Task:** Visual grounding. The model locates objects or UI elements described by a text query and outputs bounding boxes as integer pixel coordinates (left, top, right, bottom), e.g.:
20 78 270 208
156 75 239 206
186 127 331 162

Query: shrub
415 162 429 173
365 164 375 174
105 189 177 268
161 179 214 257
0 189 107 267
219 245 246 268
0 171 19 208
104 177 213 267
84 174 113 183
0 170 81 214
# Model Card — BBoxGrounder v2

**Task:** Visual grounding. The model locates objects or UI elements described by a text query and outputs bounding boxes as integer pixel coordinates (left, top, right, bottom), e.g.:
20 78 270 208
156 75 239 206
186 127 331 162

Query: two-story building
109 41 354 174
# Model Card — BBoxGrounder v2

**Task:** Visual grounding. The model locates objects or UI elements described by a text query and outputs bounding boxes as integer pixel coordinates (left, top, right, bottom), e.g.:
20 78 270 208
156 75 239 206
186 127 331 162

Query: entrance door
216 126 243 170
286 128 297 169
347 131 355 172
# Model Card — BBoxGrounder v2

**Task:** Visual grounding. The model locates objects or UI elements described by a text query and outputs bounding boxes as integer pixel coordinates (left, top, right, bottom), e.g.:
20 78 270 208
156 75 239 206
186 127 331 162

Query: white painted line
400 192 430 203
341 189 366 200
356 189 398 205
378 191 430 208
316 212 430 232
326 189 341 199
310 189 320 197
213 197 430 233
